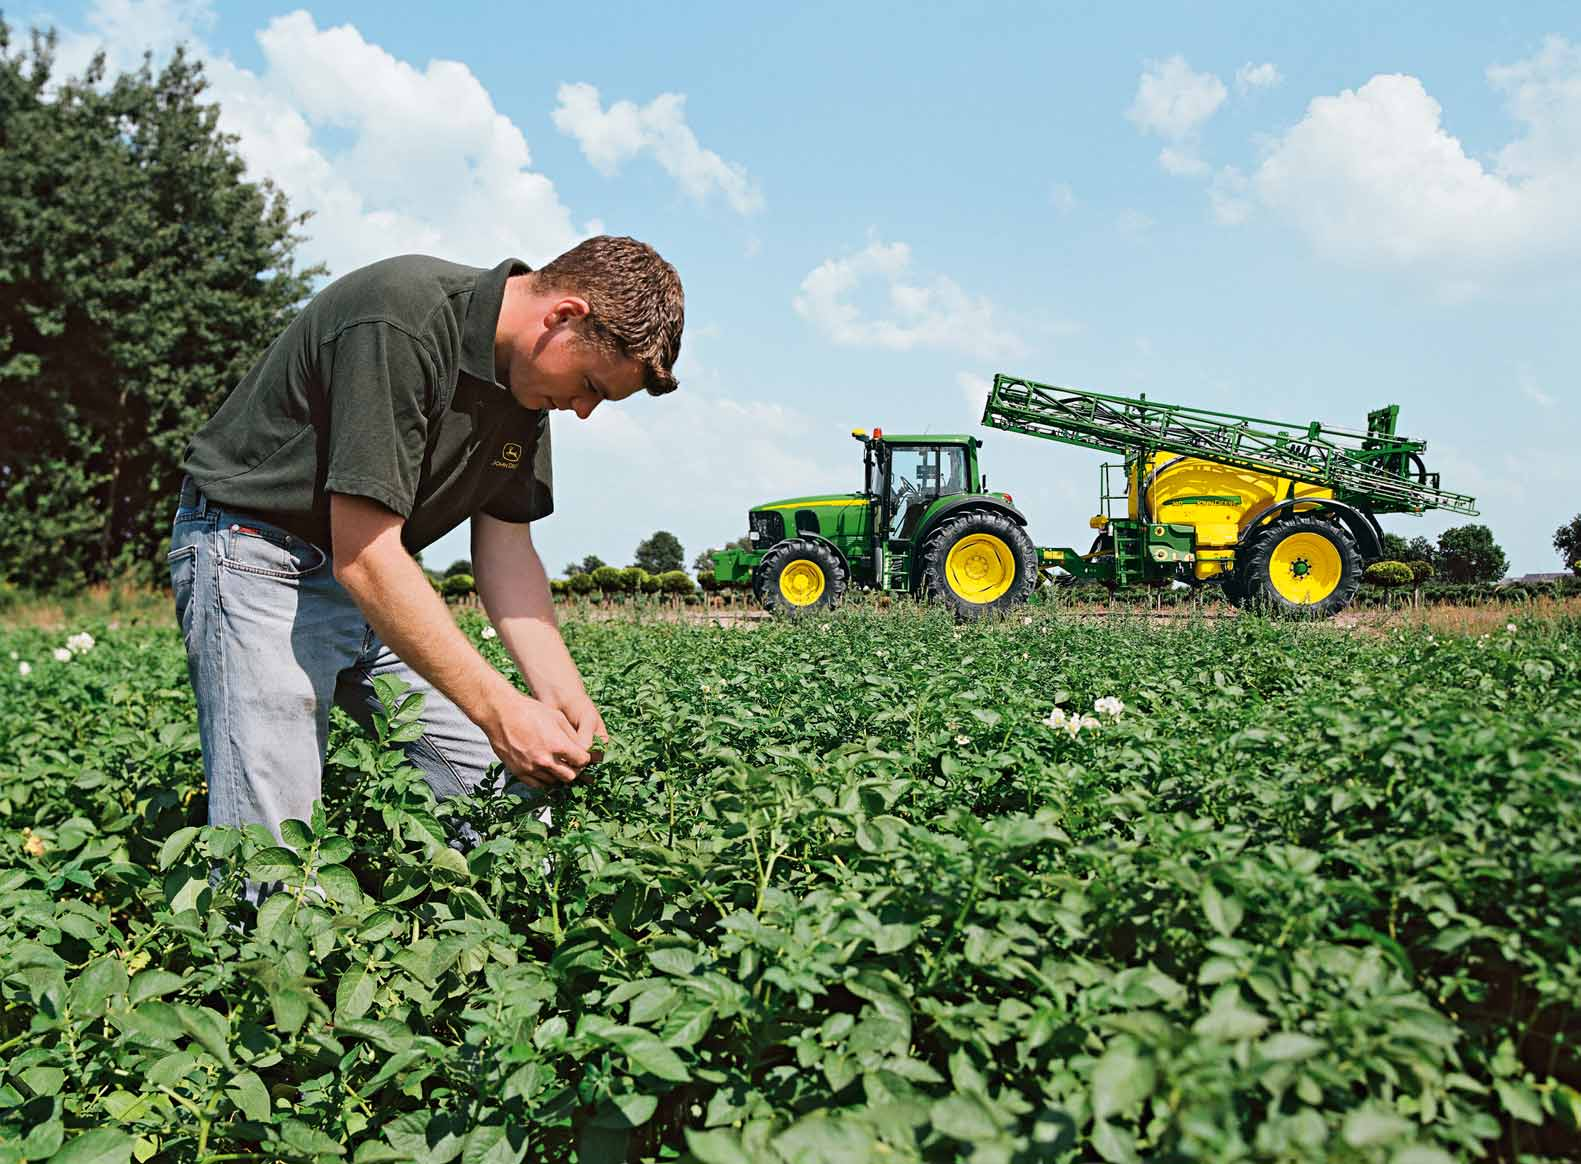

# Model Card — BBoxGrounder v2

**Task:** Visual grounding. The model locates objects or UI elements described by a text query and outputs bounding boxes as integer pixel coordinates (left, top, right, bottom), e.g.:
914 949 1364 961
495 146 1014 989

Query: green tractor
713 428 1052 617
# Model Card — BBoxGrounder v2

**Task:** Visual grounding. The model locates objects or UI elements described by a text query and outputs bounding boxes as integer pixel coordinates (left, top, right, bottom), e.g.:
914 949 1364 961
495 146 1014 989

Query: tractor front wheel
1244 516 1361 617
758 539 846 615
920 511 1037 619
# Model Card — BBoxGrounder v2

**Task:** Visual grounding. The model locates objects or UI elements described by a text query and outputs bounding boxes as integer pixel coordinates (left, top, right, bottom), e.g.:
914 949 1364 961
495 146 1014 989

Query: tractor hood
749 493 868 513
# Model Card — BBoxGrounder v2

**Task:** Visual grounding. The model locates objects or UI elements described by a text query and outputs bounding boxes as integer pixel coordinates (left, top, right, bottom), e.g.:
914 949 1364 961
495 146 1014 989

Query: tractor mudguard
1238 498 1383 561
780 531 852 579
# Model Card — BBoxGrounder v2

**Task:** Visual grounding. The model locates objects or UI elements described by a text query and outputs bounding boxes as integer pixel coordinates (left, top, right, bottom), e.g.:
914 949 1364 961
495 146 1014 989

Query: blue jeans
168 477 507 839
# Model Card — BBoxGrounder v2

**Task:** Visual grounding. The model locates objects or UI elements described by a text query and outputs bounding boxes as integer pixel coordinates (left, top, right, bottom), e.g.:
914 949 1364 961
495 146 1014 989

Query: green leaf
1342 1107 1414 1147
611 1029 690 1082
684 1130 744 1164
1495 1080 1544 1125
931 1091 1000 1141
461 1126 523 1164
279 818 313 849
1091 1040 1154 1120
156 827 199 870
647 946 698 977
1201 882 1244 938
317 863 362 904
226 1069 270 1121
71 957 128 1016
1259 1032 1325 1062
591 1092 658 1128
47 1128 134 1164
247 847 303 882
336 964 376 1021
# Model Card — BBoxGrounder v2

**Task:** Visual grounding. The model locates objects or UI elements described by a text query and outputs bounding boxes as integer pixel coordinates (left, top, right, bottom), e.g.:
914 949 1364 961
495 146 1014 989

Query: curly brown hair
533 235 685 395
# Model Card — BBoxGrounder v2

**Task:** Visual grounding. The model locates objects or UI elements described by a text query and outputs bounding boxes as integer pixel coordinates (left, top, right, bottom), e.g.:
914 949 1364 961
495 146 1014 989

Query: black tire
1244 516 1362 617
758 539 846 615
1220 564 1262 609
919 510 1037 619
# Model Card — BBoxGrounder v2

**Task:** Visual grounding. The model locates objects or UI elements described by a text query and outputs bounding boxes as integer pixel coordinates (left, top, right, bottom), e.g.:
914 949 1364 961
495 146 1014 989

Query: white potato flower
18 661 31 676
66 632 95 654
480 626 498 640
52 648 72 662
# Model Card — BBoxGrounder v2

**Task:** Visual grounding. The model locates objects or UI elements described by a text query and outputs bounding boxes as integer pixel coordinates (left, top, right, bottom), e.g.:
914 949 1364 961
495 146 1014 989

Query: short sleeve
321 322 436 518
482 412 554 523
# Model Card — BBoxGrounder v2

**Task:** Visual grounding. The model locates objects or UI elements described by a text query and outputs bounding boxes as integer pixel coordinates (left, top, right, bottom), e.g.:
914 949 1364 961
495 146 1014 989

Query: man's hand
554 693 608 764
481 693 591 788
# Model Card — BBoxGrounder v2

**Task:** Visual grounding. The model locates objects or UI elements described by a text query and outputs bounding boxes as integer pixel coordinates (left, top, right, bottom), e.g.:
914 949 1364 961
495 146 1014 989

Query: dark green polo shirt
183 255 552 553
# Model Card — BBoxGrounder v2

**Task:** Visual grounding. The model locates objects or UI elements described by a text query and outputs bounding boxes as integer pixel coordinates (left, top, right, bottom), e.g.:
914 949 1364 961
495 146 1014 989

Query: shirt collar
460 257 531 389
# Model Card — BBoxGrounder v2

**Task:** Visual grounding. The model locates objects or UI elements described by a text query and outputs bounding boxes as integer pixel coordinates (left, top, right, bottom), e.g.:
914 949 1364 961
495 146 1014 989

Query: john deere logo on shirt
493 442 523 470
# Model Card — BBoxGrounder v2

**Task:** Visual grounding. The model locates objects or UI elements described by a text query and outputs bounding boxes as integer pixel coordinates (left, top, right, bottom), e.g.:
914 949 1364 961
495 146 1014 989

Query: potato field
1 608 1578 1163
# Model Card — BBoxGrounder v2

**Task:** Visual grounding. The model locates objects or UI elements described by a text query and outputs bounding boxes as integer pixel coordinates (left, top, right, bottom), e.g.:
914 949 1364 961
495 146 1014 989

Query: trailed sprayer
980 373 1478 616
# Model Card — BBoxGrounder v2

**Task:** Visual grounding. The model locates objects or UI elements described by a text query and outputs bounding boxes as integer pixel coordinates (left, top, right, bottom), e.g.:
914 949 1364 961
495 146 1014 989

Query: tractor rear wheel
758 539 846 615
1244 516 1361 617
920 511 1037 619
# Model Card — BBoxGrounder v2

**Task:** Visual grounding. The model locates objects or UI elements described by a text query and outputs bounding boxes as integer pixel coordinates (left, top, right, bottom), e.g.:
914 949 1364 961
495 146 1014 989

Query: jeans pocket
168 544 198 639
218 523 328 580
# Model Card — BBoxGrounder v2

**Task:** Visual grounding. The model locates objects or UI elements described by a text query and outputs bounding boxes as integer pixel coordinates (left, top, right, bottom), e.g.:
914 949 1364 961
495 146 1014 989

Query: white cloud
1519 368 1555 408
793 238 1024 360
1127 55 1227 140
1254 39 1581 277
1050 182 1077 213
52 2 589 276
1210 166 1251 224
1116 209 1155 236
552 82 764 216
958 372 990 418
1236 62 1282 93
1159 147 1210 177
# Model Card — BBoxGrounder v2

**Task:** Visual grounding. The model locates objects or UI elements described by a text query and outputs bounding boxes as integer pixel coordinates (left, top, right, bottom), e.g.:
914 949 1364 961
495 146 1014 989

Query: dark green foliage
1410 559 1434 584
439 572 475 600
1555 514 1581 576
3 611 1580 1159
591 566 627 594
564 555 606 578
569 572 596 595
0 23 320 589
1436 525 1508 584
1363 560 1414 588
634 531 684 574
443 558 474 578
656 569 694 596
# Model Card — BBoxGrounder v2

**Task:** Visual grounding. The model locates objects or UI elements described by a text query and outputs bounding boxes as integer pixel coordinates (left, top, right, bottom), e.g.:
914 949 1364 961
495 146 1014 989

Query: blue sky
32 0 1581 574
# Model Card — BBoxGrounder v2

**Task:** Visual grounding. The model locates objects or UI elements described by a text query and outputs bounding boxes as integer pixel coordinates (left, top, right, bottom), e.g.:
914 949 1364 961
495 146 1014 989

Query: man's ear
543 296 591 329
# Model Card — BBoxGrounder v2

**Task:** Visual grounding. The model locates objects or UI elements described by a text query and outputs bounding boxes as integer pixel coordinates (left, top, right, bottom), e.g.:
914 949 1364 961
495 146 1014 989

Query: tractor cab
853 430 981 548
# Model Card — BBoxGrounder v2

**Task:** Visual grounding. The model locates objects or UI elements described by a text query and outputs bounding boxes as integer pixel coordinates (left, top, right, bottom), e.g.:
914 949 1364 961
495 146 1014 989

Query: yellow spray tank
1130 454 1332 582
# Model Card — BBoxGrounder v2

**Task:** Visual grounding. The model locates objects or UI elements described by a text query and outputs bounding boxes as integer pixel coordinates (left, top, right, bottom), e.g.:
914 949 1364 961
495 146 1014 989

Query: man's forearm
336 544 517 732
473 517 588 707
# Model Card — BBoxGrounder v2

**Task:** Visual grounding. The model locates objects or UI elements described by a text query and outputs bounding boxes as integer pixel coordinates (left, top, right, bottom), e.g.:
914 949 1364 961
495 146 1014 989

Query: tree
1436 524 1508 583
563 554 605 577
0 26 320 588
1555 514 1581 576
634 531 684 574
443 558 473 578
1380 532 1436 564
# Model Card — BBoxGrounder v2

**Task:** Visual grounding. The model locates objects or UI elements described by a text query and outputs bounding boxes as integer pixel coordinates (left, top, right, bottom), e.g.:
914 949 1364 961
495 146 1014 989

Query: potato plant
0 610 1577 1163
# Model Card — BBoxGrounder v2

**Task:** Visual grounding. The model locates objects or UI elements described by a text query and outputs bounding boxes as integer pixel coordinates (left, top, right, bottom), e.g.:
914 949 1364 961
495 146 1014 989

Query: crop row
0 610 1577 1162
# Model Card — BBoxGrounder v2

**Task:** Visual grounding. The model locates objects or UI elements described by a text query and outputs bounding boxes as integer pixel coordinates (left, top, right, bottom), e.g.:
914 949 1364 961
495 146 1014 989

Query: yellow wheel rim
1268 531 1342 604
945 533 1015 603
778 559 825 606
